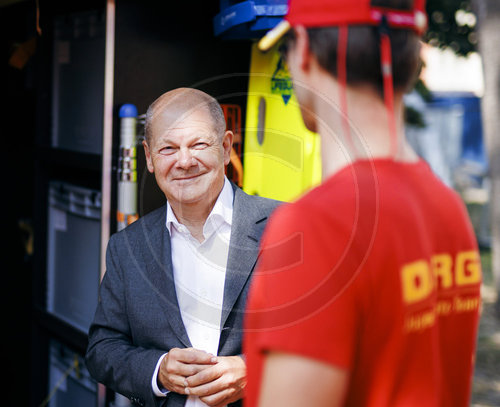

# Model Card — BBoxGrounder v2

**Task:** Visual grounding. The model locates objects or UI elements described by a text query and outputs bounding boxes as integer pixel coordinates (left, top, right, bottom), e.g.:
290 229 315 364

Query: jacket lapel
140 188 274 351
220 187 268 330
141 206 192 348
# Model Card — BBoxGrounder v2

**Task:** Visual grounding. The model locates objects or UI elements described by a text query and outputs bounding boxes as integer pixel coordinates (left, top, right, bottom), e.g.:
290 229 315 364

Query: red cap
259 0 427 51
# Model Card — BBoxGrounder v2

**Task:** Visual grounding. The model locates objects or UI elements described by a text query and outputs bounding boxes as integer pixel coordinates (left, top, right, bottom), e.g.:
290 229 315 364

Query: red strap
380 33 398 157
337 25 356 155
338 25 399 158
369 8 425 33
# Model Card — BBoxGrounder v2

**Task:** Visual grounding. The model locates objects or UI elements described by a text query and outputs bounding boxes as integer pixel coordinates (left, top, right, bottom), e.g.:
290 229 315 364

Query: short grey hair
144 88 226 145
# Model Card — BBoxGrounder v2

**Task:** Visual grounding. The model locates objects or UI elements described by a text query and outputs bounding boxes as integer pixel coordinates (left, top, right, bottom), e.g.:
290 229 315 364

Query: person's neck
168 184 223 243
312 73 419 180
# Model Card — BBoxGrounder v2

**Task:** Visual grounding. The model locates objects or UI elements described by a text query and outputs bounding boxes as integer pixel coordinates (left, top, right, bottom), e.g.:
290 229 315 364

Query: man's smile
172 172 205 182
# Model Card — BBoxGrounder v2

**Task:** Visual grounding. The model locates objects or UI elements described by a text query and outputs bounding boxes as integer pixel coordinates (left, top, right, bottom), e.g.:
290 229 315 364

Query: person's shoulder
262 192 317 238
233 185 283 216
264 178 355 239
109 204 166 246
248 193 283 212
290 176 350 215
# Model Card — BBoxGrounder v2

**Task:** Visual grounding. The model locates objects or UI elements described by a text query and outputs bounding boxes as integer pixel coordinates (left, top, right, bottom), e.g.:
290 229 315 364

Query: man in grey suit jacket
86 88 280 407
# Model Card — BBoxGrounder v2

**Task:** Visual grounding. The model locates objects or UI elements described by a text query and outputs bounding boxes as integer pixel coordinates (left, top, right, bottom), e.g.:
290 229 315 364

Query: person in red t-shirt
243 1 482 406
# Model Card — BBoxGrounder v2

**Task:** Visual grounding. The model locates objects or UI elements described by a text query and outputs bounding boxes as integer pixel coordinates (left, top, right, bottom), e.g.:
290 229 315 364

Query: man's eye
159 146 175 155
193 142 208 149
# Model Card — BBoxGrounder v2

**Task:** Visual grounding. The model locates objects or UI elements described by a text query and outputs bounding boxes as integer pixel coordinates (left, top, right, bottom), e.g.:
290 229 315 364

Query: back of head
144 88 226 145
288 0 423 97
260 0 426 99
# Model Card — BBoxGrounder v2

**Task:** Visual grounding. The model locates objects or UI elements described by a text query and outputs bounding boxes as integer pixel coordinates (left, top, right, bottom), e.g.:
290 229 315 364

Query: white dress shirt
152 177 233 407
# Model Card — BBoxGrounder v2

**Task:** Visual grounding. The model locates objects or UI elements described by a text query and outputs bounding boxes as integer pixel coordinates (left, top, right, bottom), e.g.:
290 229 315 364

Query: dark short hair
284 0 421 98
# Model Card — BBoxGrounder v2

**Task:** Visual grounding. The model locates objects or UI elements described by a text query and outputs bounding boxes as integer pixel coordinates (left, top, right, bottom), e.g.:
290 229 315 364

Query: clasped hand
158 347 246 407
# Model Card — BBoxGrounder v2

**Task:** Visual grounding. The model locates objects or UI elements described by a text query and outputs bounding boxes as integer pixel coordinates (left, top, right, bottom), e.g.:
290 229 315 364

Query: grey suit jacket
85 185 281 407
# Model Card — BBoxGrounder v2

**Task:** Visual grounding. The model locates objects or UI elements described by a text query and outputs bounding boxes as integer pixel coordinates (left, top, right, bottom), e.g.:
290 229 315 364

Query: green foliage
414 78 433 102
405 105 427 128
404 79 433 128
406 0 478 126
424 0 477 56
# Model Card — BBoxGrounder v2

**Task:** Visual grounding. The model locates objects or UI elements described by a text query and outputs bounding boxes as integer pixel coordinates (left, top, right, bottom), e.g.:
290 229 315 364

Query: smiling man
86 88 280 407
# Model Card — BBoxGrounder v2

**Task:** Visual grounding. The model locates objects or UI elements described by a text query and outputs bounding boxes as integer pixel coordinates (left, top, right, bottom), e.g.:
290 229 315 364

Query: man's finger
176 363 213 377
185 364 222 387
199 388 233 407
173 348 217 365
185 376 225 397
159 373 188 394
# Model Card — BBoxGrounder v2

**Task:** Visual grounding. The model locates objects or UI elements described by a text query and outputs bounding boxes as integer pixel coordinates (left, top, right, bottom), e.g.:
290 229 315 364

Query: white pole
117 104 139 231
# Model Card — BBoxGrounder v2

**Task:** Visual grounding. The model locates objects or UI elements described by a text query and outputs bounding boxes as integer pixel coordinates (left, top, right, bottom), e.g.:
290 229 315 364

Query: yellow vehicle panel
243 42 322 202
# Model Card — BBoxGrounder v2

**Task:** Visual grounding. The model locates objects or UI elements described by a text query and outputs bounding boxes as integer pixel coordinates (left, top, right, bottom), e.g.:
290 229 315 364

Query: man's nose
176 147 196 169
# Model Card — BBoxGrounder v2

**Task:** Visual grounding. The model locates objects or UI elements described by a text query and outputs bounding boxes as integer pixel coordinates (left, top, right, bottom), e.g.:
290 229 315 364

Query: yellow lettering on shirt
454 295 480 312
405 308 436 332
455 251 481 286
431 253 453 289
400 250 482 333
436 299 452 315
401 260 434 304
400 250 481 305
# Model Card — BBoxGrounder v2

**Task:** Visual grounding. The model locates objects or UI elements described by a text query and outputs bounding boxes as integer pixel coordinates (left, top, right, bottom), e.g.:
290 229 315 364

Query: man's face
144 107 232 208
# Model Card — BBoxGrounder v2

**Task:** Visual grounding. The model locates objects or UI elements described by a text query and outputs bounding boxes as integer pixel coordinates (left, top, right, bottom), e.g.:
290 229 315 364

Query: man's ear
143 140 155 173
293 25 311 73
222 130 234 166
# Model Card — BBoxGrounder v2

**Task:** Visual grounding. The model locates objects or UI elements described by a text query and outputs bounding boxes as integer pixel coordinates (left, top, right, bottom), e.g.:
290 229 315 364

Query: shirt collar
166 176 234 239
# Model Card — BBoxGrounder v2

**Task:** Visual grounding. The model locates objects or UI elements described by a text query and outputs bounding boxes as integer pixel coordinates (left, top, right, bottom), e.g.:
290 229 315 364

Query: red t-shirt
244 159 481 407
